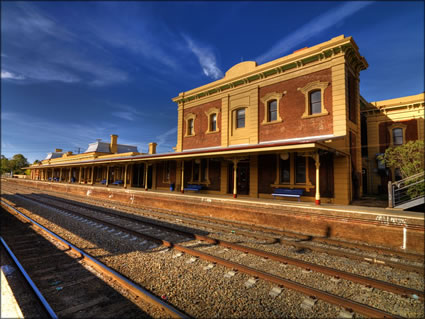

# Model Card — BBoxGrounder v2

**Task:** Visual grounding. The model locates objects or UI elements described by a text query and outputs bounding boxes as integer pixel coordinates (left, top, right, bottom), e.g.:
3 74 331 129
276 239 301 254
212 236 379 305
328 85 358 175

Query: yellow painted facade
361 93 424 194
28 35 374 205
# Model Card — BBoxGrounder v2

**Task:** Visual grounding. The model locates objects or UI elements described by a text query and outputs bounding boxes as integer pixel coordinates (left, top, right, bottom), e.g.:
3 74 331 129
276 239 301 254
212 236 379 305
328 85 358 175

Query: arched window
268 100 277 122
309 90 321 115
187 118 194 135
298 81 329 118
210 113 217 132
184 113 196 137
236 108 245 128
205 107 220 133
392 128 403 146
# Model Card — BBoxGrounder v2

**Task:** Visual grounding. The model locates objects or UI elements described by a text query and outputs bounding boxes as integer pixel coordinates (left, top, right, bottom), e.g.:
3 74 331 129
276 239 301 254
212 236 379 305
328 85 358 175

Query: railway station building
27 35 424 206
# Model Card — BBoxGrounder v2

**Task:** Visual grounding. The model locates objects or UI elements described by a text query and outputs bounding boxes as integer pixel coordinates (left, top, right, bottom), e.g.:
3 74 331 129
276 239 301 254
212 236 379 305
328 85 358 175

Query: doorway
362 168 368 194
228 162 250 195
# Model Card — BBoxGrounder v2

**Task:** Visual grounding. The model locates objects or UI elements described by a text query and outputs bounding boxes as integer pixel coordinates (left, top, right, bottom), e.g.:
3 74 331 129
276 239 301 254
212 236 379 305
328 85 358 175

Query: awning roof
30 135 345 169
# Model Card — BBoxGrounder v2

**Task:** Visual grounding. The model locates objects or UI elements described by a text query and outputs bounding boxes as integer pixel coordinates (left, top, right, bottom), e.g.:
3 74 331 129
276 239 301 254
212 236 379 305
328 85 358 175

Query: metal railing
388 171 425 208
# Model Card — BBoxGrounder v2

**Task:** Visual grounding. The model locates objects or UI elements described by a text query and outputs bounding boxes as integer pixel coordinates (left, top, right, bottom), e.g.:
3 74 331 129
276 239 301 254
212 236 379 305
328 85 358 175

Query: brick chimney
55 148 63 152
110 134 118 153
148 142 157 154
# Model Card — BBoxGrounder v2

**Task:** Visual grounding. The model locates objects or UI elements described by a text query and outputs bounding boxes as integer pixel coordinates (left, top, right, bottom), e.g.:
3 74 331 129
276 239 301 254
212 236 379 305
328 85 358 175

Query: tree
9 154 29 175
379 140 424 179
0 155 11 175
379 140 424 199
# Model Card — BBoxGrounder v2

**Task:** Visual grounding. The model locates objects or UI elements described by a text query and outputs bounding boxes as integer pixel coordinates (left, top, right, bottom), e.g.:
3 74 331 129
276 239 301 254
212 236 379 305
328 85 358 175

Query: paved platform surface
1 265 24 319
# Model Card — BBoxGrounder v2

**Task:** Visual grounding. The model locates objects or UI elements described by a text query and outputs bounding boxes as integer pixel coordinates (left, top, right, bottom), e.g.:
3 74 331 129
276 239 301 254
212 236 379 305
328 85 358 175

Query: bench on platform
100 179 107 185
112 180 123 185
272 188 303 201
184 184 203 192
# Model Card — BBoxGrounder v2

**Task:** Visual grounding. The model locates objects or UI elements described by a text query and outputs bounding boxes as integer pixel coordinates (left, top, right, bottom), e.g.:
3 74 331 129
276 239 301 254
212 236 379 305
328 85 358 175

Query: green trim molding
176 43 366 104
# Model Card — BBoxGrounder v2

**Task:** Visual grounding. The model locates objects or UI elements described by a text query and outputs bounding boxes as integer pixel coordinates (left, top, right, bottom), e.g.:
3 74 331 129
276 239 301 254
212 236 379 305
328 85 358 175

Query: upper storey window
187 119 194 135
309 90 322 115
392 128 403 146
184 113 196 137
268 100 277 121
236 108 245 128
298 81 329 119
205 107 220 134
210 114 217 132
388 123 406 147
260 92 284 125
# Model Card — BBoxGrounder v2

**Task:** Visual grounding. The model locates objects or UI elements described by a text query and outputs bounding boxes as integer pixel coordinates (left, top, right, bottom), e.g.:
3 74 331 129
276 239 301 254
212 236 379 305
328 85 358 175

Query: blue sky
1 1 423 163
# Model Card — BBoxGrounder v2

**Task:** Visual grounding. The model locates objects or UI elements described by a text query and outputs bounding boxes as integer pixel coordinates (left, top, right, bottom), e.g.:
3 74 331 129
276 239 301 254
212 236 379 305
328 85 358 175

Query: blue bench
112 180 123 185
184 184 203 192
100 179 107 185
272 188 303 201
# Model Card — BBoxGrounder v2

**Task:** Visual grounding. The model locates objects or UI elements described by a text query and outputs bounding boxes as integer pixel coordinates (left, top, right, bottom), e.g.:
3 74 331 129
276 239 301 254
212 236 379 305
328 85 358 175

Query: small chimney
110 134 118 153
148 142 157 155
55 148 63 153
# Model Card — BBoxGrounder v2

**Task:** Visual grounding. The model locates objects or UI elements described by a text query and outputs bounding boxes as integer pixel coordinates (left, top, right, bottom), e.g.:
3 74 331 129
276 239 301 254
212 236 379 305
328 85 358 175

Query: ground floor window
163 161 171 183
275 152 311 190
295 154 306 184
190 159 209 184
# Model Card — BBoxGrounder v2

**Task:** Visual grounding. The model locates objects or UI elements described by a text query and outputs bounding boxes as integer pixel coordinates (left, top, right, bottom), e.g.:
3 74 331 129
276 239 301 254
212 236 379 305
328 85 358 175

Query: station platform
3 178 424 254
1 265 24 319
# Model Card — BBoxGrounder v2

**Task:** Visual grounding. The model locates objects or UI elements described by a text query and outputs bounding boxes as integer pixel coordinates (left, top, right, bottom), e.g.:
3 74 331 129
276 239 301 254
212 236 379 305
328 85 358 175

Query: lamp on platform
280 152 289 161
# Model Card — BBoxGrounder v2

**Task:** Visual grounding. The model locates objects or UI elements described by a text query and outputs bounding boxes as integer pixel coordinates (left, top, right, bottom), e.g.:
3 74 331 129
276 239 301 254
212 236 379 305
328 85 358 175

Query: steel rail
2 185 423 275
35 192 425 275
5 182 423 260
0 199 188 319
9 195 404 318
31 193 424 300
1 236 58 319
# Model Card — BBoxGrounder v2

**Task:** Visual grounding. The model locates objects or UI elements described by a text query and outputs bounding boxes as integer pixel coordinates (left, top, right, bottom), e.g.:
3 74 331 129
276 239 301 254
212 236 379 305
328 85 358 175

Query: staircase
388 172 425 209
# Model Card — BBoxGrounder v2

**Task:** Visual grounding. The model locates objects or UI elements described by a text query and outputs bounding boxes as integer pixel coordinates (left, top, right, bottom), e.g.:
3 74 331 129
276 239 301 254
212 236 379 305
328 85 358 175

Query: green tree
379 140 424 178
379 140 424 199
0 155 11 175
9 154 29 175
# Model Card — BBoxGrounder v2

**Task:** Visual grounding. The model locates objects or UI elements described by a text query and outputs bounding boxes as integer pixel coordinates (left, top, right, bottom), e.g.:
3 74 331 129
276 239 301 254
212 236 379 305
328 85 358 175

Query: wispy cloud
108 102 145 121
2 2 128 86
156 126 177 147
256 2 373 64
111 112 135 121
182 35 223 80
1 70 25 80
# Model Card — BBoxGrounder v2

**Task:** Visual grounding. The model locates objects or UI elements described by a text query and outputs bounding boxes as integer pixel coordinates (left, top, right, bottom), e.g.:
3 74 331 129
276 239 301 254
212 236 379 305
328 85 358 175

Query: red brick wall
259 69 333 142
208 159 221 191
378 119 418 153
182 99 221 150
156 161 176 187
258 154 276 194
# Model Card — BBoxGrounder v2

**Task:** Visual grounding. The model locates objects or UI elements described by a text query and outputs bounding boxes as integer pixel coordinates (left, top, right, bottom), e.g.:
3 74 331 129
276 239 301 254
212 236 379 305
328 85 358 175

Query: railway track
17 192 425 300
0 200 187 318
2 188 423 318
4 182 423 274
5 180 424 265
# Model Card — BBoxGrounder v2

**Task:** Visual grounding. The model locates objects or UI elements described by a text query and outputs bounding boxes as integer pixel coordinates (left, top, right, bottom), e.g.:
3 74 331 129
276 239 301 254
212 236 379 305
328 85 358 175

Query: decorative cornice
175 43 367 105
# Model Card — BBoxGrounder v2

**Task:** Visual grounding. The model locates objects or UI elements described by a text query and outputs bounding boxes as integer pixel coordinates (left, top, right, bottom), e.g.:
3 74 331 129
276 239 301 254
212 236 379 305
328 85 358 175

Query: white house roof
45 152 64 160
84 141 138 154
